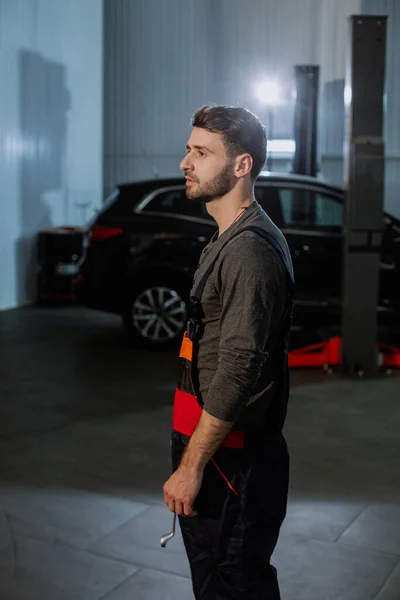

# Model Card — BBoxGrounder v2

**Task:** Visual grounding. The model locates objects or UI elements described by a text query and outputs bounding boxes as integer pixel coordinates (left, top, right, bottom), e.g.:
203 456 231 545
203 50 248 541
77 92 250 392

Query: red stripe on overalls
173 388 244 448
173 332 244 449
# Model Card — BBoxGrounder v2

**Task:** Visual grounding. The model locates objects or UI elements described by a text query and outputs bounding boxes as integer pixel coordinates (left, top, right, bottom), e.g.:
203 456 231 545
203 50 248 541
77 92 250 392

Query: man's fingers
183 500 197 517
163 486 174 512
163 487 169 507
174 500 184 516
164 493 196 517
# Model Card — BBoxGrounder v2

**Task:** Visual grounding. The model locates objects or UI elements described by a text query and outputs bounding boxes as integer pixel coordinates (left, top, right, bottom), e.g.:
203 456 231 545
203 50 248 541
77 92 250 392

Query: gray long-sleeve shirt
191 200 293 425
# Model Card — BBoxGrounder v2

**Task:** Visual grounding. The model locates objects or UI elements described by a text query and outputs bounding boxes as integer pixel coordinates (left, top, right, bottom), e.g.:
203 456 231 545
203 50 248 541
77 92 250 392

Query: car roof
114 173 400 225
118 172 344 195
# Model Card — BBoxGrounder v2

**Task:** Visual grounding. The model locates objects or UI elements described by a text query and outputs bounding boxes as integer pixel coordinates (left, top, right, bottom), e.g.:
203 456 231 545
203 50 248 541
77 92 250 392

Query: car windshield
102 189 119 209
84 189 119 228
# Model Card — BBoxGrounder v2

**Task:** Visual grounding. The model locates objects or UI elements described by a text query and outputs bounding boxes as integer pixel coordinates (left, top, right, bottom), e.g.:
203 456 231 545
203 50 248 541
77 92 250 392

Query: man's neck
206 189 255 237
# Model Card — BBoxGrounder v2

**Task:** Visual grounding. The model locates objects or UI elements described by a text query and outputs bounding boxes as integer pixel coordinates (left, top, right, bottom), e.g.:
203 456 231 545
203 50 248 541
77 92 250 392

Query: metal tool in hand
160 512 176 548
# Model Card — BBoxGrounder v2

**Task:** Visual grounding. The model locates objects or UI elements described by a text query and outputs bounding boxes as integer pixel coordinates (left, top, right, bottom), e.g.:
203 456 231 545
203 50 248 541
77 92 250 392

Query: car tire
122 278 189 350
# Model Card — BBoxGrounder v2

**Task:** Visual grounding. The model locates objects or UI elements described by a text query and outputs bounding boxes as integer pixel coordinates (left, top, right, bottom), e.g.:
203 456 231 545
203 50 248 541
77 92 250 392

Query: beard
185 162 235 203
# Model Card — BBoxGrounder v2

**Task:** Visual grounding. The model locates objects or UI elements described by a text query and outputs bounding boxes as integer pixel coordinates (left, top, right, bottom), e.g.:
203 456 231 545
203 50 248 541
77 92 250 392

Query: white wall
0 0 103 310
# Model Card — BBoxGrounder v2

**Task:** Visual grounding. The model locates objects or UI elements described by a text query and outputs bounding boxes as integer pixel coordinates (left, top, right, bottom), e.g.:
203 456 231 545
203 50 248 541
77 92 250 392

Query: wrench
160 512 176 548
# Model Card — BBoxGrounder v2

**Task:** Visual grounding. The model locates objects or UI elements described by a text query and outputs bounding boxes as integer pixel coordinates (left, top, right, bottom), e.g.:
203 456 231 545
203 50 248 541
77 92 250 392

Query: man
163 105 294 599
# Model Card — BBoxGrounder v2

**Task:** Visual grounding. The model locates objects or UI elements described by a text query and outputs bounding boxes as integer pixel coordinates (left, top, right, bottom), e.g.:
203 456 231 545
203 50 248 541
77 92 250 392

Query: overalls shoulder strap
193 225 294 301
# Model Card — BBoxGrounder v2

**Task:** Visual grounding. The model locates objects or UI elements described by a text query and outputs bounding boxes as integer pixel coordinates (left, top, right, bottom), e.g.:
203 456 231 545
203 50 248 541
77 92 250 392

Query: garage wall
104 0 361 196
0 0 103 310
104 0 399 220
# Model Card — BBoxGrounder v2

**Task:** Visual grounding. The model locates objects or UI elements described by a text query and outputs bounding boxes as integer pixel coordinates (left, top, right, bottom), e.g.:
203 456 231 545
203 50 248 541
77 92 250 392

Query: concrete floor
0 305 400 600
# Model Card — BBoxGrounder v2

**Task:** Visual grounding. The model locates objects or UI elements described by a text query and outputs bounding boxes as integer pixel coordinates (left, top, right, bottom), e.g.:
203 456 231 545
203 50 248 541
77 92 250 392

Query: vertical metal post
267 108 273 171
292 65 319 177
342 15 387 376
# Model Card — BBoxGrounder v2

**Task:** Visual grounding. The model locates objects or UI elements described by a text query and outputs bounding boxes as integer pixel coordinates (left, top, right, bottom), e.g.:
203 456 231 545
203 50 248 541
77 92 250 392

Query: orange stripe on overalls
179 331 193 362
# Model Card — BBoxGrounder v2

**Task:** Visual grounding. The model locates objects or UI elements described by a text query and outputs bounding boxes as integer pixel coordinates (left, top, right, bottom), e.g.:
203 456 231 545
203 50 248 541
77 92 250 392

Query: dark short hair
192 105 267 180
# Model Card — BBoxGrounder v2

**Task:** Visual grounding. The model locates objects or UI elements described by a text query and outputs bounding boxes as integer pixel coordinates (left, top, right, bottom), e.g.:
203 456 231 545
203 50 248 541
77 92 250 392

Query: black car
78 173 400 347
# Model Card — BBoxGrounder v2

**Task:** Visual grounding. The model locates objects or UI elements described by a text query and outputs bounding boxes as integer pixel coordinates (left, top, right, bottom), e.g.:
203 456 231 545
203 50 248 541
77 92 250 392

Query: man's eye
197 151 205 157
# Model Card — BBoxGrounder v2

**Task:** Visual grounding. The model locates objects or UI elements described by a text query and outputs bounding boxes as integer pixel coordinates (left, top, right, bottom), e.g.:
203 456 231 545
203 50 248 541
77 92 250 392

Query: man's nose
180 154 193 172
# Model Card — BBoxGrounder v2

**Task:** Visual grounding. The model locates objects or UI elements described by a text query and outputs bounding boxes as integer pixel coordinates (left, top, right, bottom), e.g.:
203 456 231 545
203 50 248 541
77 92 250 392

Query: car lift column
292 65 319 177
342 15 387 376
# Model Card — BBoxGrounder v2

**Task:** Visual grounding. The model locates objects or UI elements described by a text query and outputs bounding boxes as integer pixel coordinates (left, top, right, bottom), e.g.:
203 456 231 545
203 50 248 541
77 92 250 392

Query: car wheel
122 280 188 349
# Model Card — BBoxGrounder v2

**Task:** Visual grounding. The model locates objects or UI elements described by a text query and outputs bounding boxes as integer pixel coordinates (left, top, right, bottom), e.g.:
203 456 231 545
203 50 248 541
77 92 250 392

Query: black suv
78 173 400 348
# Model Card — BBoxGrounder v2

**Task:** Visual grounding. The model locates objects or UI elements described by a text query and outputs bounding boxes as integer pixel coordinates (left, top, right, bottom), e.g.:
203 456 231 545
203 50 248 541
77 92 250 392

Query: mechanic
163 104 294 600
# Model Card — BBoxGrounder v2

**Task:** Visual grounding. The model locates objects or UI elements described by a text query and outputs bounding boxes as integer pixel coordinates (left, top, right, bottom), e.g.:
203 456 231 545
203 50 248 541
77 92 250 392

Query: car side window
144 189 212 220
315 193 343 227
278 188 343 229
255 186 285 227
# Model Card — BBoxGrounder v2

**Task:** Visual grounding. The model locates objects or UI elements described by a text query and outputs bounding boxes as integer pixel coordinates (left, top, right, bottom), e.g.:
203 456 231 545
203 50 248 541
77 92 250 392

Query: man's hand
164 411 233 516
163 464 203 517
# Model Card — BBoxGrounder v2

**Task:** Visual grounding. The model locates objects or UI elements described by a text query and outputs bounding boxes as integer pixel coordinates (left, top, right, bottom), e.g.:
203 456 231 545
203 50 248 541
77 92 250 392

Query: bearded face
180 127 239 204
184 160 236 203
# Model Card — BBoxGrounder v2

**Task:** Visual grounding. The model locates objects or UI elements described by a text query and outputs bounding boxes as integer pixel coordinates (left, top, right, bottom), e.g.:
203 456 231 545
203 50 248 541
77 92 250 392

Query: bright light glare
268 139 295 154
344 85 352 107
255 81 281 106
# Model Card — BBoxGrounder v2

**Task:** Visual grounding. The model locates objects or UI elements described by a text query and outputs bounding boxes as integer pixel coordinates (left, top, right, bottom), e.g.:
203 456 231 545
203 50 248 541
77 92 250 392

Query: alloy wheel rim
133 286 187 342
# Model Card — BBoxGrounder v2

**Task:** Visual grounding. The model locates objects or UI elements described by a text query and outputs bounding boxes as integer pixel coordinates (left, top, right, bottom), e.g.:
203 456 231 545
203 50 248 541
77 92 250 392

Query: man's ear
234 153 253 179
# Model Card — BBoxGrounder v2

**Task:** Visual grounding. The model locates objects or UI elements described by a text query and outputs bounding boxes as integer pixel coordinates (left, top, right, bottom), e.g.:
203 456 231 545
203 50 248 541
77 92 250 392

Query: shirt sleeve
203 232 286 422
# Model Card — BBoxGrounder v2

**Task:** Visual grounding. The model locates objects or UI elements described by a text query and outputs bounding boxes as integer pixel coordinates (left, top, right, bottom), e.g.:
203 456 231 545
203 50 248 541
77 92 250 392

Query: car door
256 182 344 313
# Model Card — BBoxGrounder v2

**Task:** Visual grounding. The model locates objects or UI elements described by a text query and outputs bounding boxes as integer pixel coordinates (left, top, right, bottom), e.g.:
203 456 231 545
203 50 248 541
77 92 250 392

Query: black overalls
171 226 294 600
